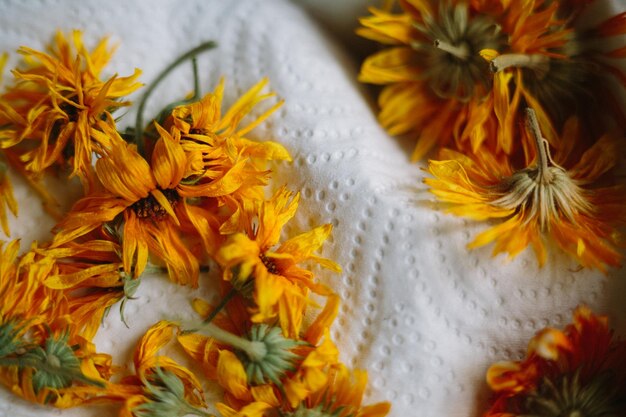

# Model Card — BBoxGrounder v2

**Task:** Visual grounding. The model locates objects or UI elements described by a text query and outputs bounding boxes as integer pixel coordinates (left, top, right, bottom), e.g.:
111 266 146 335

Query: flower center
131 188 180 219
413 2 505 101
489 108 591 230
524 370 622 417
260 253 278 274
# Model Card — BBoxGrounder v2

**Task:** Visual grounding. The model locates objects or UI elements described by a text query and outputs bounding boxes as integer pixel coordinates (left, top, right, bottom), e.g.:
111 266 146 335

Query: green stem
198 323 266 362
203 287 237 324
134 41 217 155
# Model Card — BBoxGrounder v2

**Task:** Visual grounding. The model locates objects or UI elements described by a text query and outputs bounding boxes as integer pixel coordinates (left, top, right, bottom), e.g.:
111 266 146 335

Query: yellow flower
0 55 18 236
215 187 341 336
37 236 130 341
52 118 202 286
425 108 625 271
0 31 142 185
178 291 341 410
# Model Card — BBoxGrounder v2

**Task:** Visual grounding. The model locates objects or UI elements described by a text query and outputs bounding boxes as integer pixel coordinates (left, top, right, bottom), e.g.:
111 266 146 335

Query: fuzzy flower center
413 2 505 101
489 108 591 229
131 188 180 219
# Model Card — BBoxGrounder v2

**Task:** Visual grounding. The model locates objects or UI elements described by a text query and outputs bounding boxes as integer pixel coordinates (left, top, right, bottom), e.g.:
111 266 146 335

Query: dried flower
0 31 141 185
485 305 626 416
425 108 625 270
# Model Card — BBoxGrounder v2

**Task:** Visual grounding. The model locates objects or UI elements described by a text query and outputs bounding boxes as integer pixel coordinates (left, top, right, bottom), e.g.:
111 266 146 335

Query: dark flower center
412 2 505 101
131 188 180 220
259 253 278 274
523 370 624 417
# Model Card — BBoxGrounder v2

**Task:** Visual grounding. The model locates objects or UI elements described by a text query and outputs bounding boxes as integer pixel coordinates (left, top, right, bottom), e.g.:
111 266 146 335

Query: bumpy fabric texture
0 0 624 416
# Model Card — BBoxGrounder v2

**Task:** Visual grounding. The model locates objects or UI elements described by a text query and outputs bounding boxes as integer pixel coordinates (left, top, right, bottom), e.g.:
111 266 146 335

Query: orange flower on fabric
357 0 506 159
0 31 141 185
165 78 291 254
51 118 202 286
485 305 626 416
425 108 625 271
215 187 341 337
114 321 211 417
36 236 130 341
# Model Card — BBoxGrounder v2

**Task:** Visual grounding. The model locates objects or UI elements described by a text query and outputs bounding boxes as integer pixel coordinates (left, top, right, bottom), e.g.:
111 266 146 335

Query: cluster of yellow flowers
358 0 626 271
0 32 390 416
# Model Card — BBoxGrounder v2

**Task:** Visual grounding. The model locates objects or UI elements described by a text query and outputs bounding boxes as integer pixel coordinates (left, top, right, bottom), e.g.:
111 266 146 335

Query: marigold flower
484 305 626 416
425 108 625 271
358 0 507 159
51 118 204 286
0 31 142 185
215 187 341 336
178 290 341 409
36 236 132 340
162 78 291 256
113 321 210 417
0 55 18 236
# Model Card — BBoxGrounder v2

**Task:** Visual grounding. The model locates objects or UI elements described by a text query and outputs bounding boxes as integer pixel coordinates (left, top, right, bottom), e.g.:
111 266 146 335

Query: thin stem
434 39 470 60
203 287 237 324
134 41 217 155
525 108 550 178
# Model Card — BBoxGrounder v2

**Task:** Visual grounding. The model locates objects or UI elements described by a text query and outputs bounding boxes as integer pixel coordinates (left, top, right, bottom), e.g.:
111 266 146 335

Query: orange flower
215 187 341 337
51 118 202 286
358 0 506 159
425 108 625 271
0 31 141 186
115 321 210 417
485 305 626 416
293 364 391 417
166 78 291 254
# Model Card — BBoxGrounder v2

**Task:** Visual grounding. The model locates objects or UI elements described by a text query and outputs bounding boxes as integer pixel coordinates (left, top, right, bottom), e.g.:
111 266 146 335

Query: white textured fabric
0 1 625 416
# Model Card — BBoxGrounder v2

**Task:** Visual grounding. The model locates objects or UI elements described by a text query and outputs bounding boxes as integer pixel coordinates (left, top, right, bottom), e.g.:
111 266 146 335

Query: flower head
215 187 341 336
0 31 142 185
52 118 201 286
485 305 626 416
358 0 507 159
425 108 625 271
